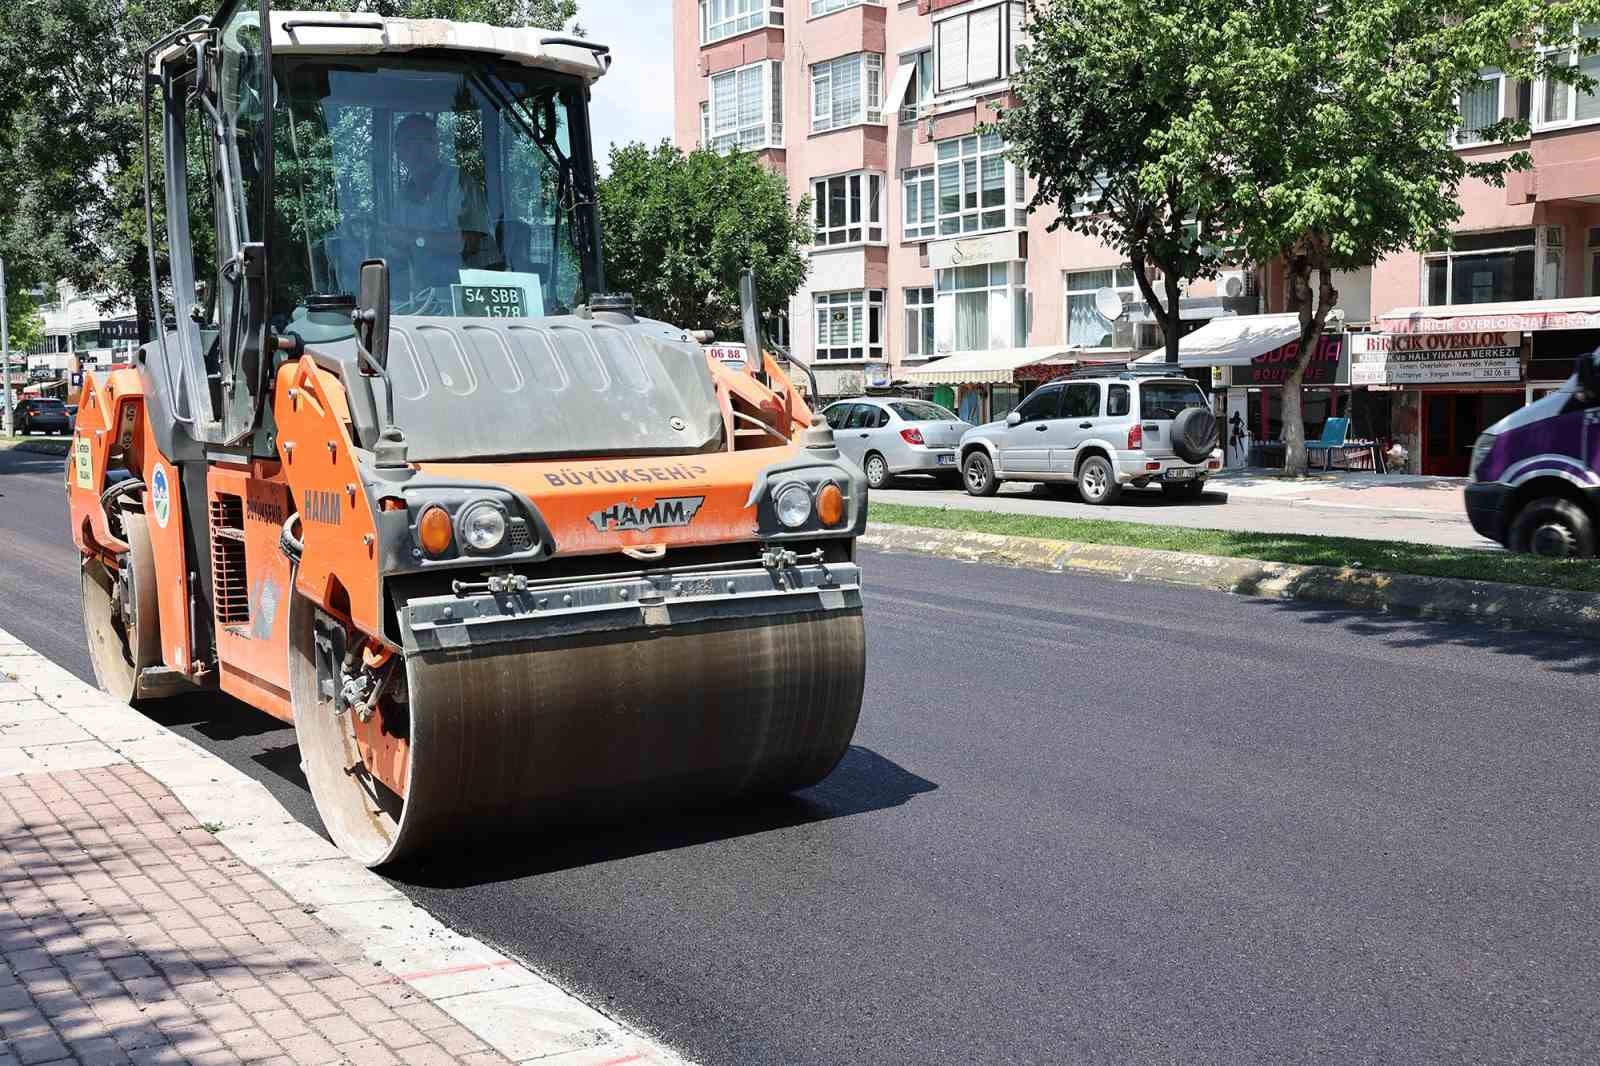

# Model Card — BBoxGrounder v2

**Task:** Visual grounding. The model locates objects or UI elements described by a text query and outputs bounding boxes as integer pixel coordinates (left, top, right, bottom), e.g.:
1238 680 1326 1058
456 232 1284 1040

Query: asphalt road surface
4 446 1598 1064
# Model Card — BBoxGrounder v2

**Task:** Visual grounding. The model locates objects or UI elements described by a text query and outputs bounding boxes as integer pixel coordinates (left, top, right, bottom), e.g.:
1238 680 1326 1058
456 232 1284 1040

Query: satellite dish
1093 287 1125 321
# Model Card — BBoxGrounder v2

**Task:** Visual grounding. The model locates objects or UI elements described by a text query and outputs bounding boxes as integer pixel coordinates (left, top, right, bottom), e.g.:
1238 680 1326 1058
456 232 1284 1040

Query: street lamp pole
0 255 12 437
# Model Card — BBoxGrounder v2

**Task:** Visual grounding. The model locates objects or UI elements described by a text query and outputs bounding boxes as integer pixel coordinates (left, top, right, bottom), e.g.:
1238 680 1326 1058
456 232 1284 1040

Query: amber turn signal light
418 505 454 556
816 482 846 527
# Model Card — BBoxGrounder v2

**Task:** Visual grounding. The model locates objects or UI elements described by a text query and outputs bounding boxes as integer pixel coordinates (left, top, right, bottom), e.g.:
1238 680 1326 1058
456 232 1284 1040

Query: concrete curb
0 627 691 1066
862 522 1600 637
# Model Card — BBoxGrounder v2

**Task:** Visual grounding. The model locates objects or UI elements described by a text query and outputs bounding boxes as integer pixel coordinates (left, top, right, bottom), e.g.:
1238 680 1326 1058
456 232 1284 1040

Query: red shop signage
1241 335 1345 385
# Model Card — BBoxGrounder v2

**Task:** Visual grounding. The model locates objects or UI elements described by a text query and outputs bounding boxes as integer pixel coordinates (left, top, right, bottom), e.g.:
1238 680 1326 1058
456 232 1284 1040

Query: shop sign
1350 331 1521 386
99 319 142 342
928 231 1024 270
1232 335 1346 386
1386 310 1600 334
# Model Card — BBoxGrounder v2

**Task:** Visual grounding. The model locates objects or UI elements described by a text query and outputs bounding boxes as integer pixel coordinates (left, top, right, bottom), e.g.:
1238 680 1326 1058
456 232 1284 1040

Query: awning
904 346 1083 385
1135 314 1302 367
885 59 918 119
1380 296 1600 334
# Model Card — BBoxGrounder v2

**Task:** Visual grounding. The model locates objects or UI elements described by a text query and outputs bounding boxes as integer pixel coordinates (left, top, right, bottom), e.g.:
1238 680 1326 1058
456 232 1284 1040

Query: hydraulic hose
279 512 304 565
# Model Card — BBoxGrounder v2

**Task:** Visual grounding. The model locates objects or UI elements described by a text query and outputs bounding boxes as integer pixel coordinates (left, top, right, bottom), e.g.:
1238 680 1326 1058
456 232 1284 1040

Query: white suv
957 368 1221 504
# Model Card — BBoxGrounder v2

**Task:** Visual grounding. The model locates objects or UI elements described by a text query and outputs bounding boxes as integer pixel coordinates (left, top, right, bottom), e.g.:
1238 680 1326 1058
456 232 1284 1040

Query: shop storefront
1371 297 1600 475
1350 329 1522 476
904 346 1095 423
1137 314 1356 469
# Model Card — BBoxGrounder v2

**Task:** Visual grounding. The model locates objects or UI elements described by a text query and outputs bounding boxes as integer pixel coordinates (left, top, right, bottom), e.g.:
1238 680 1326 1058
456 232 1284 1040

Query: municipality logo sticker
150 464 171 528
589 496 705 533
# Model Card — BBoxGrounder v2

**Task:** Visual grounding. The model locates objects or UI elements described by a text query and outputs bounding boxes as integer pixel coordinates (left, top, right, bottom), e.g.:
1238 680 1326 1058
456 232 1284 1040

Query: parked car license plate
1164 468 1196 481
937 454 956 466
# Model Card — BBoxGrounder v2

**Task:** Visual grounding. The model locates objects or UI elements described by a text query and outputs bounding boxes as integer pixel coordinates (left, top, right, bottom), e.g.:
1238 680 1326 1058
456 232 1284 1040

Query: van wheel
1076 455 1121 505
963 452 999 497
1510 498 1596 558
863 452 891 490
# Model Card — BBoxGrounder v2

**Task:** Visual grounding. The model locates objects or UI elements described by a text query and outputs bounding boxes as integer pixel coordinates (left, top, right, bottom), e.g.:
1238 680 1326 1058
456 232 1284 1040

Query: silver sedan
821 397 972 489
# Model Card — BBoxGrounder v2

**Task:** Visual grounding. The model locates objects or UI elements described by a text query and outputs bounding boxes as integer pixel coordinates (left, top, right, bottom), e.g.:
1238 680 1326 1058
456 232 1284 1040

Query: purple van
1464 354 1600 557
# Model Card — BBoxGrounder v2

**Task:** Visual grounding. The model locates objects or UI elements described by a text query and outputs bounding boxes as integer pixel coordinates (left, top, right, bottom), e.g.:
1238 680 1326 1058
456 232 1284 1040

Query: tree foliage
1149 0 1600 471
999 0 1231 362
597 141 811 335
0 0 576 337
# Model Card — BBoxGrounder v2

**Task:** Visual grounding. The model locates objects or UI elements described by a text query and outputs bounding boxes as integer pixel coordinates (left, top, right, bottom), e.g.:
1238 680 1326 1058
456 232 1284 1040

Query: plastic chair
1304 417 1350 471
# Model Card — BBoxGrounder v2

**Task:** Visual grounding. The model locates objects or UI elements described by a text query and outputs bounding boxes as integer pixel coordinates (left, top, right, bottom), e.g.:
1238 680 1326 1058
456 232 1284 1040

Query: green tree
597 142 811 335
998 0 1230 362
0 0 577 338
1156 0 1598 472
4 286 45 358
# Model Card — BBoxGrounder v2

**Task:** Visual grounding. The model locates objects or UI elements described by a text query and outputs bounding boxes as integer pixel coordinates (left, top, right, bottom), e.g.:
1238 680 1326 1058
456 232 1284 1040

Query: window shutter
938 18 968 93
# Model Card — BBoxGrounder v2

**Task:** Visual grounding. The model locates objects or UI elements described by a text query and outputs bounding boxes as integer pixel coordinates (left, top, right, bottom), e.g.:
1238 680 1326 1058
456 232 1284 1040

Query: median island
870 502 1600 594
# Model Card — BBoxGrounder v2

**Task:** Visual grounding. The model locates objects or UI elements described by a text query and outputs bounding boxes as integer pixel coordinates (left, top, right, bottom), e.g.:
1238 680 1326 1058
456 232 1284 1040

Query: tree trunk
1130 257 1178 363
1281 258 1338 476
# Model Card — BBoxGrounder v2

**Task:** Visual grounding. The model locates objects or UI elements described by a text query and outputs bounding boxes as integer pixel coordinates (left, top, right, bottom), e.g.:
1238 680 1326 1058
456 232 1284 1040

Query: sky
579 0 677 169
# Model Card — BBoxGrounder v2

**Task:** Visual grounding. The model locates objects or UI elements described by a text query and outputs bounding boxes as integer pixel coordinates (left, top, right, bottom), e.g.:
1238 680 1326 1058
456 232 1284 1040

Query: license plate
1164 468 1196 481
937 454 956 466
452 283 526 318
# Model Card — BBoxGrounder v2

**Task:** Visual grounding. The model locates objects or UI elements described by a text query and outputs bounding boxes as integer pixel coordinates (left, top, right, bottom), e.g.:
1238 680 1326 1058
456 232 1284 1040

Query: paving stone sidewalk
0 764 511 1066
0 628 686 1066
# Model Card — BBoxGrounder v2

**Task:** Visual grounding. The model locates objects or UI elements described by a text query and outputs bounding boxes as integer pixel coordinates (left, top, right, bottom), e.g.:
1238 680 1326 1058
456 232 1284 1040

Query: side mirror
1006 411 1023 427
1578 348 1600 396
354 258 390 372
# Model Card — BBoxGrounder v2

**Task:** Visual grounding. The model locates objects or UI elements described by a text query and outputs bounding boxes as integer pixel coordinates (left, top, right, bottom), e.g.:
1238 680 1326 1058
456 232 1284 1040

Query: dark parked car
14 398 72 436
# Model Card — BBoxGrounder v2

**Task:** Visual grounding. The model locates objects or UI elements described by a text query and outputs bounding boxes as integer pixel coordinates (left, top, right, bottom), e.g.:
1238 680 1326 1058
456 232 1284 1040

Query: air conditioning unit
1219 268 1253 299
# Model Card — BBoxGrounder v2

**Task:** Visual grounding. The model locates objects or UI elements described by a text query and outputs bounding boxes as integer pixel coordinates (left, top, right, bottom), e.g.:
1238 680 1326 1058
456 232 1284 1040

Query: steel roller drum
292 597 866 867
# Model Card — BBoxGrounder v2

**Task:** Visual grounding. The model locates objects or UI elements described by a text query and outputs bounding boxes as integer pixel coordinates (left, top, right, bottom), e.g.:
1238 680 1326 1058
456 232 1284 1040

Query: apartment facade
672 4 1600 474
672 0 1230 418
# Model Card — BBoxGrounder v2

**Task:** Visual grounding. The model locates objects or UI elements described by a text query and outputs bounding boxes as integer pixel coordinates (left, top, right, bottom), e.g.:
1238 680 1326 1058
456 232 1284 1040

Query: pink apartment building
671 3 1600 476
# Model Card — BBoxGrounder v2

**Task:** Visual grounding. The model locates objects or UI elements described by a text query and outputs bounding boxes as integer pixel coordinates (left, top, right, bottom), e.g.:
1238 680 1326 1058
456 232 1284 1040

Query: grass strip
870 502 1600 594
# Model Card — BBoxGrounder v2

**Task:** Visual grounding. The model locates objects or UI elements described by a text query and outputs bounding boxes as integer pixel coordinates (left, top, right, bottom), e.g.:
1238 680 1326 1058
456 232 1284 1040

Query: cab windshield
269 56 597 333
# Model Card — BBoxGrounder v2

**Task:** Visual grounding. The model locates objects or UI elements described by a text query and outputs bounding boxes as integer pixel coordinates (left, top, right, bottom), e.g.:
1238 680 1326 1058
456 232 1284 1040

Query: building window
935 133 1023 235
811 53 884 133
699 102 710 147
810 0 872 14
935 263 1026 352
934 2 1025 95
899 49 934 122
813 172 885 246
1537 45 1600 127
904 287 936 359
815 290 886 360
903 165 936 240
1452 69 1529 145
1065 268 1160 349
700 0 783 46
708 60 783 152
1069 174 1112 218
1423 229 1539 305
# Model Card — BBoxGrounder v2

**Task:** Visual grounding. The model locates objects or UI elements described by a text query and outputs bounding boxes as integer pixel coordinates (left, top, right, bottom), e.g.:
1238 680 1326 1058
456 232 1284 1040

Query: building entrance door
1422 392 1521 476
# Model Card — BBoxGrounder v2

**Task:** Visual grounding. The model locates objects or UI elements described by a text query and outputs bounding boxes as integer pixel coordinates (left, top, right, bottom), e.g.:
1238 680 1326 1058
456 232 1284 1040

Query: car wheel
863 452 892 490
1076 455 1121 505
1510 497 1596 558
1161 480 1206 502
963 451 999 497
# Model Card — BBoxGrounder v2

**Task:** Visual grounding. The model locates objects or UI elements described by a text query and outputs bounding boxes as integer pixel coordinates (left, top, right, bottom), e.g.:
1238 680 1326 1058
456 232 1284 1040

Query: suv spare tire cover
1171 407 1218 463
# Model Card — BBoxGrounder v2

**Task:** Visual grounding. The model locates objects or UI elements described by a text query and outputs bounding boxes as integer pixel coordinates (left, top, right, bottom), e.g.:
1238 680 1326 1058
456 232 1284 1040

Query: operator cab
143 4 613 449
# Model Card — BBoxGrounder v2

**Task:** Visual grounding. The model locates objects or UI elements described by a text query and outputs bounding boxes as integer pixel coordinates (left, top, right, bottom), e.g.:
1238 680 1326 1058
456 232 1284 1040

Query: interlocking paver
0 767 513 1066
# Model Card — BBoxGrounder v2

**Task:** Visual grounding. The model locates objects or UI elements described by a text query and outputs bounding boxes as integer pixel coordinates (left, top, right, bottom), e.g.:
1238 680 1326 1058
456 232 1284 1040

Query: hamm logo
589 496 706 533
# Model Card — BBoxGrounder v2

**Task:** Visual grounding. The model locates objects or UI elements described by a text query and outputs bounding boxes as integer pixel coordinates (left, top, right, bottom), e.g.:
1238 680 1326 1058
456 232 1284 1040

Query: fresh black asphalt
4 445 1598 1064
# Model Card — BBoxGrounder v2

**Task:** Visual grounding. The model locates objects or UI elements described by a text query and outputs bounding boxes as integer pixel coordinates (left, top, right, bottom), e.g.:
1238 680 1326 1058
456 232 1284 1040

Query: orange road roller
68 2 866 866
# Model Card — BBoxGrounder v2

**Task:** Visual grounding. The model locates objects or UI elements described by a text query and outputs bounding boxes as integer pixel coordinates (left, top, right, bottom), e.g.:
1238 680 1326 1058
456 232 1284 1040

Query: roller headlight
774 482 814 529
459 501 508 552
